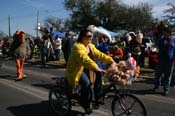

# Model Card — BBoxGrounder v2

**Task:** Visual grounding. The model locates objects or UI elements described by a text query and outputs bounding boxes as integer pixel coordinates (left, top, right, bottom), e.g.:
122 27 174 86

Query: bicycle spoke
113 98 128 116
51 92 70 114
112 94 147 116
120 95 137 111
119 96 129 110
49 85 72 116
129 102 145 116
113 110 127 116
129 99 137 109
53 91 59 99
117 111 127 116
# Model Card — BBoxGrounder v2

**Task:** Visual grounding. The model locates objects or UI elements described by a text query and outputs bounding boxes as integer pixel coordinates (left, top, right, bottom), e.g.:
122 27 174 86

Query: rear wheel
111 94 147 116
49 86 71 116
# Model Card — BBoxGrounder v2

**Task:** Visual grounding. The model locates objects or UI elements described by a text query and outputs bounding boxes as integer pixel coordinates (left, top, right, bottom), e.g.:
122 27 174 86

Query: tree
0 31 6 39
163 3 175 28
64 0 153 32
42 17 72 32
95 0 126 29
44 16 64 32
37 16 72 37
64 0 98 30
126 3 153 31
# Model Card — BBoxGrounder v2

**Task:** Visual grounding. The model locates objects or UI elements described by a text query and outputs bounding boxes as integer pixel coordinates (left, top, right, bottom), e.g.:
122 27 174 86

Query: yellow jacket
65 42 114 90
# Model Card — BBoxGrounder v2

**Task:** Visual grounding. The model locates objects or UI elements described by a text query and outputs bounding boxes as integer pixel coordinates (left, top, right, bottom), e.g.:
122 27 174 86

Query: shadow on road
7 101 85 116
0 74 17 80
25 60 66 69
135 77 175 87
31 76 63 90
0 74 11 79
31 83 53 90
135 78 154 84
129 89 163 95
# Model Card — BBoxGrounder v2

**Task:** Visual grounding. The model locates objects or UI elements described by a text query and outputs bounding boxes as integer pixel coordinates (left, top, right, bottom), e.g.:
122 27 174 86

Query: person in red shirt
146 47 158 69
110 45 123 63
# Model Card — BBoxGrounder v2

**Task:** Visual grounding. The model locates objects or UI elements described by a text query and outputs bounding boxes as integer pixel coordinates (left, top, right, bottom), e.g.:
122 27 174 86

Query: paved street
0 58 175 116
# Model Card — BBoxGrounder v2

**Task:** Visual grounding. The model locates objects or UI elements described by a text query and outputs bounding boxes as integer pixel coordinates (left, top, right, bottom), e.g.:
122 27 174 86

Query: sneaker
163 91 169 96
84 107 92 115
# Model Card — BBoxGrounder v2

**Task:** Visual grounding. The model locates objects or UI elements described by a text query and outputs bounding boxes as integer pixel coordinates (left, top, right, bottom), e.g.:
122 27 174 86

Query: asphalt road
0 58 175 116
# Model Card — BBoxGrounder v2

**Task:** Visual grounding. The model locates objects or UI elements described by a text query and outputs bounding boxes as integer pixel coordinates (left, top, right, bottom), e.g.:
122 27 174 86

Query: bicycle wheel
111 94 147 116
49 86 71 116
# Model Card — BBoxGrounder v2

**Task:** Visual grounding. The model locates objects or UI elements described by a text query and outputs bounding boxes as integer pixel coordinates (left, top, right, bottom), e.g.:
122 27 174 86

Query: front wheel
49 86 71 116
111 94 147 116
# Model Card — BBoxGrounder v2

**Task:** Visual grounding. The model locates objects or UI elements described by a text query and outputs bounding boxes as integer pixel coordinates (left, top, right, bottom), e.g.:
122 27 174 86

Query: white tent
87 25 118 43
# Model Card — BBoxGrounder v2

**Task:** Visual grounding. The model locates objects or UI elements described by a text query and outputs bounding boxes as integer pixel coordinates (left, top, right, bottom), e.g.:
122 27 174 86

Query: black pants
41 46 48 66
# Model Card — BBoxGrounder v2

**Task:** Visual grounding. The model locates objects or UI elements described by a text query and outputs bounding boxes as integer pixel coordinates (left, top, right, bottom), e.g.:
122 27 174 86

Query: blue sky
0 0 174 36
0 0 69 36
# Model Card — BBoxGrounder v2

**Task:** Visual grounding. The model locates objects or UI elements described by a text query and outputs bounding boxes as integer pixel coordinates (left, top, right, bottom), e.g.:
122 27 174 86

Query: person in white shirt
53 37 62 60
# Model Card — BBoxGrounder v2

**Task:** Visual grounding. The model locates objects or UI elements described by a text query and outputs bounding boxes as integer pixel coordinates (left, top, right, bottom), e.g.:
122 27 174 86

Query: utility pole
8 16 11 37
36 10 39 38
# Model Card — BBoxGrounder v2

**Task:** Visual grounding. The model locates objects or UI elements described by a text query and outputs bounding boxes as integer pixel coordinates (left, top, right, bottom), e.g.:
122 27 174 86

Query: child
146 47 158 69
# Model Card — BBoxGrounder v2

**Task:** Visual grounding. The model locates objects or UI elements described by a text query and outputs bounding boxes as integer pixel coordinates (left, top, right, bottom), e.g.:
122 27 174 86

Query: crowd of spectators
0 20 174 97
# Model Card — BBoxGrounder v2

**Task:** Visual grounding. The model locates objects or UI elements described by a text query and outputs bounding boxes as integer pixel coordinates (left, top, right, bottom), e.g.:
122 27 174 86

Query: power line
0 8 67 21
11 9 66 19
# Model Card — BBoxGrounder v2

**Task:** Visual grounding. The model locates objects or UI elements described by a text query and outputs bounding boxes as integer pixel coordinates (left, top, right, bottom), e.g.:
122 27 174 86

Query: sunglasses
86 35 92 38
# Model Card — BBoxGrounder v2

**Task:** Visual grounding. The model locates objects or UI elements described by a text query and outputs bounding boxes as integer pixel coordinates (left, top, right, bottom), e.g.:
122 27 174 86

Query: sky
0 0 174 36
0 0 69 36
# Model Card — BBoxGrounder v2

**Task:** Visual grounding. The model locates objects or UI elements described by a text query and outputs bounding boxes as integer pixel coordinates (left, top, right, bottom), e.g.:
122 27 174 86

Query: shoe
22 74 28 78
84 107 92 115
96 97 104 105
15 75 23 81
152 86 159 92
163 91 169 96
79 101 92 115
93 103 99 109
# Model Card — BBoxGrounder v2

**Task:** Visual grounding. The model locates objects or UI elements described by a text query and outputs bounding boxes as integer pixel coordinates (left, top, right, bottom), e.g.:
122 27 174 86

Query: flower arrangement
105 61 140 85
